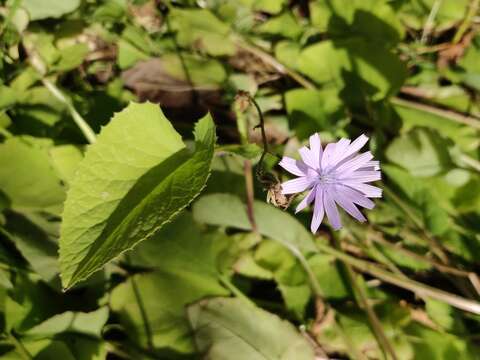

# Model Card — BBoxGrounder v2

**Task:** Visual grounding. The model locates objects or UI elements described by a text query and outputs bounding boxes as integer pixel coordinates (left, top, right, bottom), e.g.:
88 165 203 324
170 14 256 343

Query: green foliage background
1 0 480 359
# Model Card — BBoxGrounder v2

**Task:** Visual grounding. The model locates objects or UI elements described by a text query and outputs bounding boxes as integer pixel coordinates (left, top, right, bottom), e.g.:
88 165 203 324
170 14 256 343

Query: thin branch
421 0 443 44
232 35 316 90
41 79 97 144
345 267 398 360
453 0 480 44
382 186 450 265
392 96 480 130
23 40 97 144
316 242 480 314
218 274 256 307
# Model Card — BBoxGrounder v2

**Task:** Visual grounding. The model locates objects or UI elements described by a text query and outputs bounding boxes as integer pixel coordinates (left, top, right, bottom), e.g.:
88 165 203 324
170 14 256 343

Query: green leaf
311 0 404 47
48 145 83 186
253 0 288 14
22 0 80 20
385 127 452 177
285 88 344 139
170 8 235 56
0 137 65 213
111 212 228 353
53 43 89 72
59 102 216 289
193 193 316 254
22 307 108 338
187 297 315 359
256 12 303 39
298 38 406 101
2 211 60 286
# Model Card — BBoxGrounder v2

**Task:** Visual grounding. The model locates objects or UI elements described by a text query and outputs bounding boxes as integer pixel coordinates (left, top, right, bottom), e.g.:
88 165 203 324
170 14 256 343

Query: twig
41 79 97 144
368 231 472 278
453 0 480 44
232 35 316 90
218 274 256 306
345 267 398 360
23 40 97 144
391 96 480 130
316 243 480 314
382 186 450 265
421 0 443 44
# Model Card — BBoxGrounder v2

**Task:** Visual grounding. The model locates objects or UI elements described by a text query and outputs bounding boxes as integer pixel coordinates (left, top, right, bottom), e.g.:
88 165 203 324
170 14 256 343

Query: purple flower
279 133 381 233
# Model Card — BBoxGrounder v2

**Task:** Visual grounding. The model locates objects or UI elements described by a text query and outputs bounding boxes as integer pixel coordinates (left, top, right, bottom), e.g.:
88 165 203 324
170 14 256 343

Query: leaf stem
41 79 97 144
22 39 97 144
218 274 256 307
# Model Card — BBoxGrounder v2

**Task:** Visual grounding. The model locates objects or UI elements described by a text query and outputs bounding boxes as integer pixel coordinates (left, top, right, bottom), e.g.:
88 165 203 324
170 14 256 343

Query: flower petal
333 185 366 222
335 184 375 209
323 188 342 230
309 133 323 167
281 176 313 195
339 170 381 183
310 187 324 233
334 151 374 175
299 146 319 170
331 138 351 164
296 186 316 213
342 182 382 198
340 134 369 161
279 156 308 177
320 143 336 170
359 160 380 171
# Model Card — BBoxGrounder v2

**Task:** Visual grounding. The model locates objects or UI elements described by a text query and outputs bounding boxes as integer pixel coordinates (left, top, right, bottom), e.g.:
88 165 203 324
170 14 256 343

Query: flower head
279 133 381 233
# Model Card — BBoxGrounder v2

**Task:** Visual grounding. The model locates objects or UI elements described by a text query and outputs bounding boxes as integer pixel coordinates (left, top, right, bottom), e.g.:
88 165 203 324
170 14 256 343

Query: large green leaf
385 127 452 177
193 193 316 254
59 102 216 289
297 38 406 101
22 0 81 20
187 297 315 359
0 137 65 213
170 8 235 56
311 0 404 47
111 212 228 353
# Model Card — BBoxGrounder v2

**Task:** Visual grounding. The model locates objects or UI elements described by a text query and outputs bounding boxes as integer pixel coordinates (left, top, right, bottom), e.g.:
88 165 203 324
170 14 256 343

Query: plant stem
23 40 97 144
382 186 450 265
42 79 97 144
9 332 33 360
232 35 316 90
345 266 398 360
249 95 270 177
243 160 258 232
218 274 256 306
453 0 480 44
125 255 154 350
316 243 480 314
420 0 443 44
391 96 480 130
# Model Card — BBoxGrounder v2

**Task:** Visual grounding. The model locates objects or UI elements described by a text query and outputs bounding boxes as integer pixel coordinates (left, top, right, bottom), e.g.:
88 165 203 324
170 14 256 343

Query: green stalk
316 243 480 314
